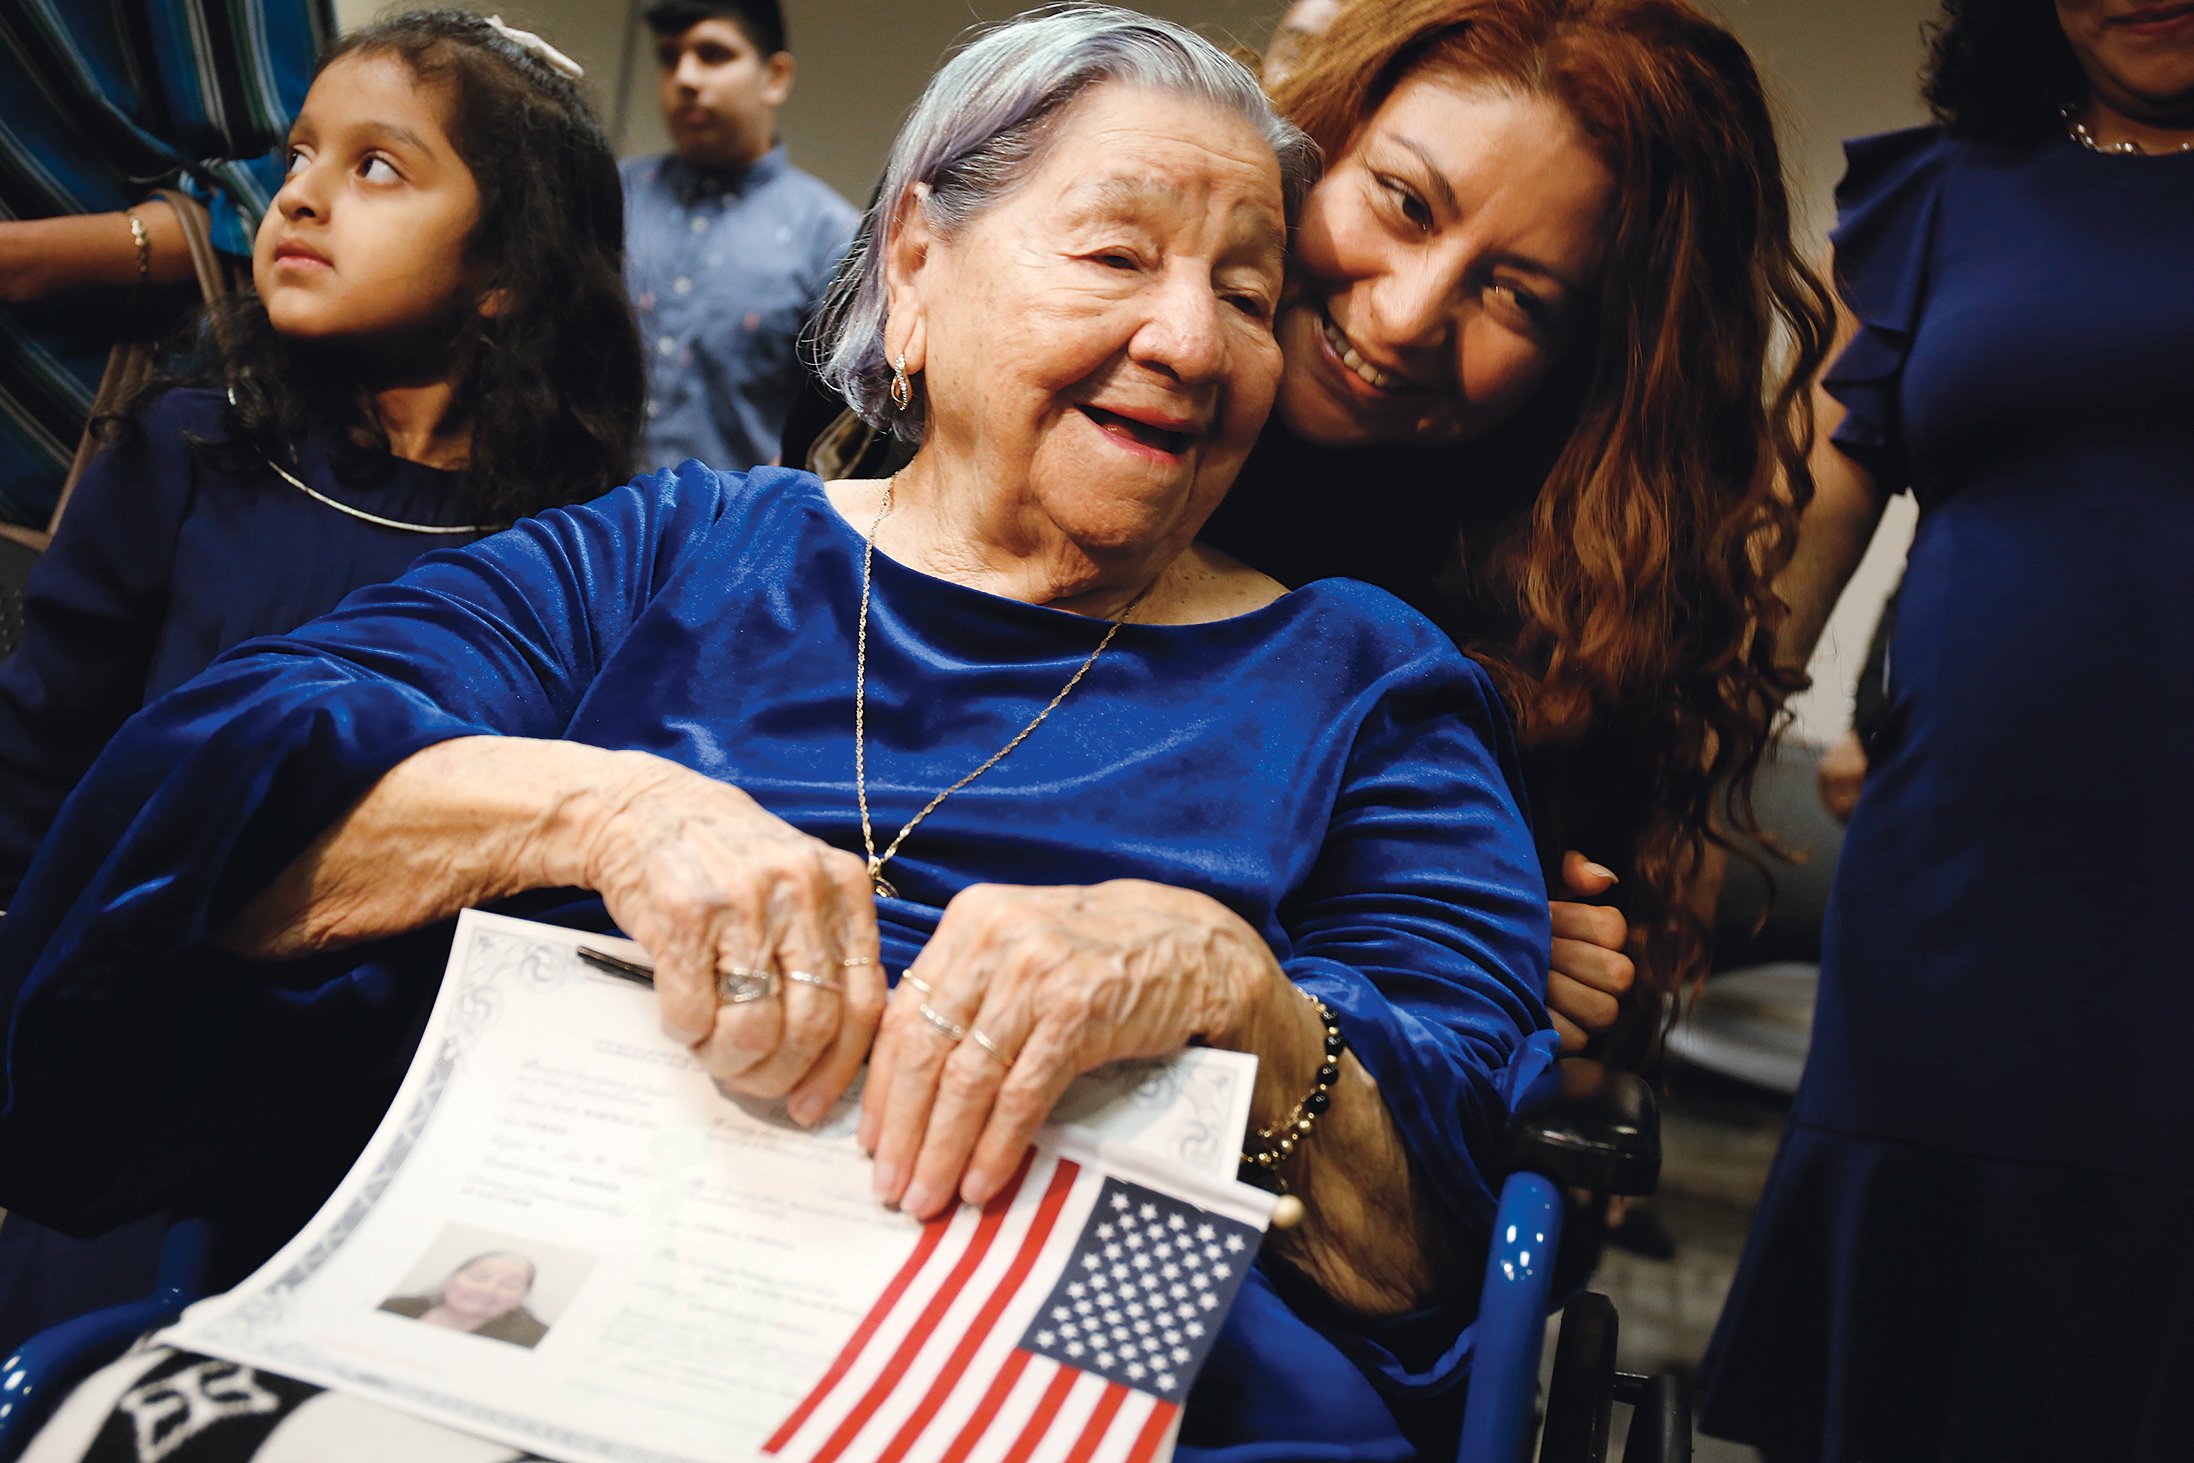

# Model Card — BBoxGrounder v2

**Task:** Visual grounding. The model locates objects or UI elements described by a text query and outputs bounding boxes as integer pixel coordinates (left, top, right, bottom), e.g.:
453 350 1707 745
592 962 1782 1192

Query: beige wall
331 0 1938 742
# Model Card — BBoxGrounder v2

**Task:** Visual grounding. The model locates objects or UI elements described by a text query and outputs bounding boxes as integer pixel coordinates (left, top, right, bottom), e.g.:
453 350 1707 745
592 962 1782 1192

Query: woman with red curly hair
1202 0 1834 1026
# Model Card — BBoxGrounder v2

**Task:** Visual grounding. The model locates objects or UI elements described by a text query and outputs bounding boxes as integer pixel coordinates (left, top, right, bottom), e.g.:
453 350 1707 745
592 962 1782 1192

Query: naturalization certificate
157 910 1261 1463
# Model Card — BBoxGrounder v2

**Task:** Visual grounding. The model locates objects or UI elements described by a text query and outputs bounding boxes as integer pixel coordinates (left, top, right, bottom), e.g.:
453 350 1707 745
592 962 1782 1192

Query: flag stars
1161 1263 1181 1281
1111 1194 1131 1212
1184 1320 1206 1339
1140 1203 1160 1221
1172 1345 1192 1365
1212 1263 1233 1281
1112 1264 1132 1283
1225 1233 1247 1254
1157 1372 1178 1392
1036 1330 1056 1349
1095 1225 1114 1242
1195 1223 1216 1242
1198 1293 1219 1311
1065 1340 1086 1358
1170 1283 1190 1301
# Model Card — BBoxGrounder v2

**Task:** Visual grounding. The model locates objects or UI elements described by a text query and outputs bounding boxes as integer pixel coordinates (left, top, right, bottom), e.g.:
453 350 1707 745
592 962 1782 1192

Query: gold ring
899 973 934 997
783 969 843 994
967 1026 1013 1070
716 966 776 1004
916 1002 966 1043
840 955 877 969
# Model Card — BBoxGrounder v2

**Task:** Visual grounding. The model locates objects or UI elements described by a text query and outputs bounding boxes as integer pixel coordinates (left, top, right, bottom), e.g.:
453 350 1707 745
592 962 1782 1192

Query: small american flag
763 1138 1270 1463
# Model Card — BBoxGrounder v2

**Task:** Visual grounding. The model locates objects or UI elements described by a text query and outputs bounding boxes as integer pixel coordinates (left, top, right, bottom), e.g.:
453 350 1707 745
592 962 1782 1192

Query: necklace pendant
868 861 898 900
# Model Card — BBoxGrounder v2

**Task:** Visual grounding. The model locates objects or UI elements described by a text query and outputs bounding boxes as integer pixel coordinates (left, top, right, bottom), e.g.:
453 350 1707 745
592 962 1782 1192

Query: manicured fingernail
872 1158 902 1202
1586 862 1619 883
901 1181 939 1217
787 1095 820 1127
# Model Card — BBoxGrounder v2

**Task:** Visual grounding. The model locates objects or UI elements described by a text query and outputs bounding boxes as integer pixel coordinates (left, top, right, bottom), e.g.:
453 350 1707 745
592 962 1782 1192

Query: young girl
0 7 643 1352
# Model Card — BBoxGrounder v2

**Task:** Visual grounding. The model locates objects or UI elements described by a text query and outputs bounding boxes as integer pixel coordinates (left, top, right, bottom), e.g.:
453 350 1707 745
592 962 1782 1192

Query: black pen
577 945 656 988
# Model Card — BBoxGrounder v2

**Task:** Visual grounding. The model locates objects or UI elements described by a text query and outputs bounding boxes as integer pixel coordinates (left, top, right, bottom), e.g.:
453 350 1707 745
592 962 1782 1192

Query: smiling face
890 84 1288 574
2058 1 2194 128
440 1254 532 1326
656 17 792 171
253 52 485 365
1275 71 1616 449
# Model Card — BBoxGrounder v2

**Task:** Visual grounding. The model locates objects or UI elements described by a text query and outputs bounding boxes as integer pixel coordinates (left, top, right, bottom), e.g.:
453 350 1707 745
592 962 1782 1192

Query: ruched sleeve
0 462 734 1230
1822 126 1955 488
1269 628 1559 1397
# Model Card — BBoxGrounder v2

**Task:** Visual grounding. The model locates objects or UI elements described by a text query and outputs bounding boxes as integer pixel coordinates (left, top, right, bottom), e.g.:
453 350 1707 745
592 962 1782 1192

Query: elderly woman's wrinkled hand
581 756 886 1124
858 880 1280 1220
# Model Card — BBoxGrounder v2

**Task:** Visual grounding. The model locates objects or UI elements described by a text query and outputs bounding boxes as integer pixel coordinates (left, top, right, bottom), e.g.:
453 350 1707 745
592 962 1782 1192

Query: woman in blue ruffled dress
1701 3 2194 1458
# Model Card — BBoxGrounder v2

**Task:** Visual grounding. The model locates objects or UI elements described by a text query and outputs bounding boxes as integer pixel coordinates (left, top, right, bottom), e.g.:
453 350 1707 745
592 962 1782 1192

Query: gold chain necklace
853 476 1150 898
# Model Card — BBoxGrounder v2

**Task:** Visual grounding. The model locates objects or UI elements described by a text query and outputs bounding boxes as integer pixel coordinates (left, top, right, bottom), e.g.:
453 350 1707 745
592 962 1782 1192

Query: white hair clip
483 14 584 79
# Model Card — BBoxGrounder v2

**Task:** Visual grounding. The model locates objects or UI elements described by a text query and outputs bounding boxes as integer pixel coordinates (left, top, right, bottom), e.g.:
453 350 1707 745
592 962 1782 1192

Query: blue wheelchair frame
0 1064 1685 1463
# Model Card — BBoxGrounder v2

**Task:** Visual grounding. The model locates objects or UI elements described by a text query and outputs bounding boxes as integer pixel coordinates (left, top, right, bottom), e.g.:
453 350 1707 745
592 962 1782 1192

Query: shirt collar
662 141 788 205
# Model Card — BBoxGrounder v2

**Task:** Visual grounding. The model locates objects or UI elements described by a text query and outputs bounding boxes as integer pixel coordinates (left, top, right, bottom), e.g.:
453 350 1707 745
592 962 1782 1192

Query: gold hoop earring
888 353 912 411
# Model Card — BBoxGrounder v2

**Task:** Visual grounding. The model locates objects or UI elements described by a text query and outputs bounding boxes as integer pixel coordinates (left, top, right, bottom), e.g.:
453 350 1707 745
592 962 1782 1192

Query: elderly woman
0 9 1551 1460
799 0 1837 1054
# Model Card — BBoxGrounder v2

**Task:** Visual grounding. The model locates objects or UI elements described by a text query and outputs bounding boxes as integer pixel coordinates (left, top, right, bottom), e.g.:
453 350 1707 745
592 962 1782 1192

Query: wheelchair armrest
1507 1057 1660 1196
0 1219 213 1460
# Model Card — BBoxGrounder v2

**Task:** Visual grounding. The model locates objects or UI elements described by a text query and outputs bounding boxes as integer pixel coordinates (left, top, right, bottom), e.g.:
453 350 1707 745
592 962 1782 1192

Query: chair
0 1219 212 1455
0 1064 1680 1462
0 534 39 662
1458 1058 1691 1463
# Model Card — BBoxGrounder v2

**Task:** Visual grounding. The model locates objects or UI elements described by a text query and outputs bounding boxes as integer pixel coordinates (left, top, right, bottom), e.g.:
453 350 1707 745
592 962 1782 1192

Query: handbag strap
146 188 236 304
25 192 244 546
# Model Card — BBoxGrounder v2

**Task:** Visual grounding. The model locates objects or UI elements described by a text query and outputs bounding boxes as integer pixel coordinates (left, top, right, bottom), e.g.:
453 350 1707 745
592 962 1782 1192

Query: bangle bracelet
124 209 151 285
1238 984 1345 1194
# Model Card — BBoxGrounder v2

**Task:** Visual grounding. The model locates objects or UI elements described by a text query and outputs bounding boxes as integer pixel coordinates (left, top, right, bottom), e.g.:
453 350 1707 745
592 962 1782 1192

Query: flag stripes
764 1142 1257 1463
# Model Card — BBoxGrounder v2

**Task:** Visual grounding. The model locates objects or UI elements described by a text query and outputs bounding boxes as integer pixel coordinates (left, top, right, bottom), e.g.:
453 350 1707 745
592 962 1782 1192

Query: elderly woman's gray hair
811 4 1319 440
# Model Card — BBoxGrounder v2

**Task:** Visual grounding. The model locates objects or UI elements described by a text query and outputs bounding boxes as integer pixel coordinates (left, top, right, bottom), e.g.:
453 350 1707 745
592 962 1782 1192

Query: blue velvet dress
0 387 482 1353
1700 129 2194 1459
0 465 1557 1459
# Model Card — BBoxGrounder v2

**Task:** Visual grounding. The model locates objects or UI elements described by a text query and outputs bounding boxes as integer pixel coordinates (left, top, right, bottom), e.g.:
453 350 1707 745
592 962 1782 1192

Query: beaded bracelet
1238 984 1345 1197
124 209 151 285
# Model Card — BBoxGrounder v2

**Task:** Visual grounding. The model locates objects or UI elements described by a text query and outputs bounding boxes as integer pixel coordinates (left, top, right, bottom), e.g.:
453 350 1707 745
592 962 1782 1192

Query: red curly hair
1273 0 1836 995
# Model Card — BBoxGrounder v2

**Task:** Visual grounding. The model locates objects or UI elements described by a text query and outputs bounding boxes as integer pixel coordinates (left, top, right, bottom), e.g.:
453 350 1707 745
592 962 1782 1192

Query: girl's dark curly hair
121 9 642 523
1277 0 1836 997
1921 0 2085 143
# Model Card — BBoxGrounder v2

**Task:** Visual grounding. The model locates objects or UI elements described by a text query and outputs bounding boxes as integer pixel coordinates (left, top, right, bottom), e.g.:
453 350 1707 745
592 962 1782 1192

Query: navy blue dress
0 386 482 1352
0 465 1558 1460
1700 128 2194 1459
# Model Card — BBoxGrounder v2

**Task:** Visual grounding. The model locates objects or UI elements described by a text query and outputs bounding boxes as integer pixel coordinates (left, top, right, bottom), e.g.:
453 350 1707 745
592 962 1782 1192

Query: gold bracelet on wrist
124 208 150 285
1238 983 1345 1197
